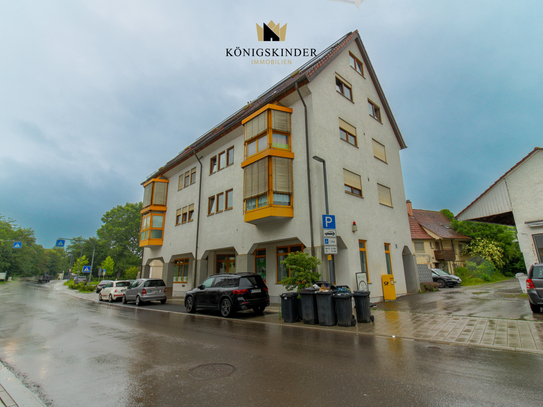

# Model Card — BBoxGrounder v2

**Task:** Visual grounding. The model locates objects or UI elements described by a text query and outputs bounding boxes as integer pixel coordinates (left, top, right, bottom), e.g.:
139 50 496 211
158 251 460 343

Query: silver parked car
122 278 167 306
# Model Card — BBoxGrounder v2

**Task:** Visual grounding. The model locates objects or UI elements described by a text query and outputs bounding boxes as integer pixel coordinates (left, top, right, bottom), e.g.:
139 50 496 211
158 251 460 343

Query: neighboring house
407 201 470 273
457 148 543 270
138 31 419 302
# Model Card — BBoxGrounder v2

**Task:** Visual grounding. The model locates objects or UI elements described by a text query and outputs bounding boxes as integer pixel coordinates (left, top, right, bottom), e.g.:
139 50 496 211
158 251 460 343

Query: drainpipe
295 81 315 258
194 154 204 286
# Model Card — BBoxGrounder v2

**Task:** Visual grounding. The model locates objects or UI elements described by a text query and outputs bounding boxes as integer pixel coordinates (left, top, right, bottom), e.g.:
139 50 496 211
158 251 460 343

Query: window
216 192 224 213
190 168 196 184
344 169 362 197
140 212 165 243
368 100 381 122
182 206 188 223
188 204 194 221
255 249 266 284
184 171 190 188
142 179 168 208
349 52 363 76
225 189 233 210
210 156 217 174
178 175 183 190
385 243 393 274
339 118 357 147
336 76 352 101
277 245 304 282
378 184 392 207
227 147 234 166
372 140 387 163
208 196 216 215
244 108 291 158
216 254 235 274
174 258 189 283
244 159 268 210
218 151 226 170
359 240 370 283
140 178 169 246
414 241 425 253
176 209 181 225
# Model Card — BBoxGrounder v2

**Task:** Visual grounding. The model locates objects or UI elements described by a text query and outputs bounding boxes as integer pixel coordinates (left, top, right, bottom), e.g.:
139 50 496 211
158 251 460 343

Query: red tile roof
412 209 470 240
409 215 433 240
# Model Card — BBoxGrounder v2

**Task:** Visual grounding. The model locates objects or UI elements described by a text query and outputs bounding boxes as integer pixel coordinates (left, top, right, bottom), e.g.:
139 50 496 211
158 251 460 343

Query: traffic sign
324 238 337 246
82 266 91 273
323 229 337 238
324 246 338 254
322 215 336 229
13 242 22 249
55 239 65 248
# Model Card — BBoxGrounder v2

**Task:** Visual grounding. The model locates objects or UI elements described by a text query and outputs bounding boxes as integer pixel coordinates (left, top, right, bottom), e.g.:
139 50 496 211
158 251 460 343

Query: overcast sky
1 0 542 248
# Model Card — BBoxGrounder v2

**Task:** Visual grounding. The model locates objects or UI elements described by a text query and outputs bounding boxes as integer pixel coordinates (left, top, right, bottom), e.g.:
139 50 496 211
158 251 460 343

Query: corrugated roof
144 30 405 183
412 209 471 240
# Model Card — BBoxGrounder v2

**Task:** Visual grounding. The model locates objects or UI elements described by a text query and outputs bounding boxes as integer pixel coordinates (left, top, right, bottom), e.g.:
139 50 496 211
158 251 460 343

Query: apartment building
139 31 419 301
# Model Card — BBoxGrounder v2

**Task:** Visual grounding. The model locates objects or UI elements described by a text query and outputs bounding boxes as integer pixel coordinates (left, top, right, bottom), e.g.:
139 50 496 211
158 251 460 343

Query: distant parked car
184 273 269 317
526 263 543 313
431 268 462 288
99 280 131 302
96 280 113 293
73 275 87 284
37 274 51 283
123 278 167 306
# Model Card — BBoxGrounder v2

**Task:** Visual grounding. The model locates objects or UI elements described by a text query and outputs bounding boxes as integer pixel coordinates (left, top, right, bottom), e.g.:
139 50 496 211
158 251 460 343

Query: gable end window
336 76 352 101
378 184 392 207
339 118 357 147
372 140 387 163
368 100 381 122
344 169 362 197
349 52 364 76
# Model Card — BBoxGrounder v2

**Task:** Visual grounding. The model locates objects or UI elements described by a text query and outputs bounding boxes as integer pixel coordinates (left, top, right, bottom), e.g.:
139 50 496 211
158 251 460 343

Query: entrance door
255 249 266 284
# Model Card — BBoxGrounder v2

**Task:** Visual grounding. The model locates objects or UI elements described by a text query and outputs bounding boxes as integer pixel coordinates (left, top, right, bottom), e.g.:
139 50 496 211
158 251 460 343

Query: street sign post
82 266 91 273
55 239 65 248
13 242 22 249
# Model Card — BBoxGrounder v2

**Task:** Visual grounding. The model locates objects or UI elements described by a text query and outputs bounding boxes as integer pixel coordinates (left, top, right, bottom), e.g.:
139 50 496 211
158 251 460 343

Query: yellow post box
381 274 396 301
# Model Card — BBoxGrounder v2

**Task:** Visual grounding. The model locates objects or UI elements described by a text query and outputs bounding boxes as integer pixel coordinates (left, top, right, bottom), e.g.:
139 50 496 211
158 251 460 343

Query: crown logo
256 21 287 42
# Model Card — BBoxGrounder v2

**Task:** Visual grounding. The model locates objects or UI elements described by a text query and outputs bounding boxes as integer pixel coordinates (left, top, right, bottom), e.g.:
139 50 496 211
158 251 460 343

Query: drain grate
188 363 236 379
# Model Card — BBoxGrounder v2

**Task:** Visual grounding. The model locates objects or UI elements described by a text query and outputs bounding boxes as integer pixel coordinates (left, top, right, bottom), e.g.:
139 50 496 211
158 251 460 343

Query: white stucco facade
140 32 418 302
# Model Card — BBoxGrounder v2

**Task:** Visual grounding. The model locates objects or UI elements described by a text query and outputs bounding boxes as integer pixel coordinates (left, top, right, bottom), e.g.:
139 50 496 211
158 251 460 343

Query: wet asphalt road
1 282 543 407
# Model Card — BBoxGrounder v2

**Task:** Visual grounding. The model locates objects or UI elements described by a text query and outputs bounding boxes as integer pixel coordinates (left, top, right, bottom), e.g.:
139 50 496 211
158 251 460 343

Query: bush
279 252 322 292
419 282 439 292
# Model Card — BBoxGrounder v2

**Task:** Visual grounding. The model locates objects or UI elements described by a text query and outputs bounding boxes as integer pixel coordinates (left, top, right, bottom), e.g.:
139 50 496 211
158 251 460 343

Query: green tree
97 202 142 276
461 238 505 269
101 256 115 278
279 252 322 292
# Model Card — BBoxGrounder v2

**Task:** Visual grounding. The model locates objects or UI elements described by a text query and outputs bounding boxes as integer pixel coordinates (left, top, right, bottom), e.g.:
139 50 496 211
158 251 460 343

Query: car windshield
533 265 543 279
432 269 450 276
239 276 264 288
116 282 130 287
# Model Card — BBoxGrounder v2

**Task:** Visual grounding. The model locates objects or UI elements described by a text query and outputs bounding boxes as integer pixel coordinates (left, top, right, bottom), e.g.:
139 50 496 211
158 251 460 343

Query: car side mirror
198 284 205 290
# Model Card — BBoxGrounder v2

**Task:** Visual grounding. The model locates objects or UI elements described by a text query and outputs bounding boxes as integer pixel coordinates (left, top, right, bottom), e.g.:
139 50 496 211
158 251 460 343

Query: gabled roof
144 30 406 183
457 147 542 221
408 215 434 240
412 209 470 240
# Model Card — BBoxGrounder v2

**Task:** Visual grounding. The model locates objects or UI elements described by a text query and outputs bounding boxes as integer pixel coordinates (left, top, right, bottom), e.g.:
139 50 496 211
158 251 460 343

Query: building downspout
295 81 315 258
194 153 204 285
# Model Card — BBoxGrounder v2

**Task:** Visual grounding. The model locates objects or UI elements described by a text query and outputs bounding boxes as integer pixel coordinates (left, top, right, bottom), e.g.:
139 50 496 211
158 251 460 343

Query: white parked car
99 281 131 303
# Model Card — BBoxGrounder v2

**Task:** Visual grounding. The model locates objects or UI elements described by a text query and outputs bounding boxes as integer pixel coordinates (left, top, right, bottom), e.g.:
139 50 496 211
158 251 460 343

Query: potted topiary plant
278 252 322 323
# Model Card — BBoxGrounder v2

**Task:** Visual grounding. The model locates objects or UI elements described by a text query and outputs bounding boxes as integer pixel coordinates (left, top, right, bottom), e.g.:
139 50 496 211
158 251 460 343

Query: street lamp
312 155 335 284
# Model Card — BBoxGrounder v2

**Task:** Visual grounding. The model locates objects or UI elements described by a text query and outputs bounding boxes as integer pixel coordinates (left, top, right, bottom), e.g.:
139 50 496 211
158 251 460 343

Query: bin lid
353 290 370 296
332 293 353 298
280 292 299 298
300 288 318 294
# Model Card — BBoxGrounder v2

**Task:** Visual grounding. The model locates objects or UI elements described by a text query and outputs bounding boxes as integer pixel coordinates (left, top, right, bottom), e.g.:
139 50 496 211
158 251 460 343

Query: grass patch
65 279 98 293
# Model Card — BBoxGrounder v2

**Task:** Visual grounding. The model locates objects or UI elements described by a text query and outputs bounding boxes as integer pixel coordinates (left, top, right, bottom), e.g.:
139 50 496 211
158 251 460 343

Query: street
0 281 542 407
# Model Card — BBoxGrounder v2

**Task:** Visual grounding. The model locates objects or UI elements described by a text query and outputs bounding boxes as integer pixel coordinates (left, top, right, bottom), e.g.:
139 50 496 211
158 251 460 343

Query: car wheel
160 299 167 304
529 302 542 313
122 295 127 304
253 306 265 315
185 296 196 313
437 279 446 288
108 294 113 303
136 296 143 306
220 298 233 318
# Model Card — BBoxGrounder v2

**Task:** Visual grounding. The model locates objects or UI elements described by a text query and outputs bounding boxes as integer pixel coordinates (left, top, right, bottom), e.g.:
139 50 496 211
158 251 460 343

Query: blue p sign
322 215 336 229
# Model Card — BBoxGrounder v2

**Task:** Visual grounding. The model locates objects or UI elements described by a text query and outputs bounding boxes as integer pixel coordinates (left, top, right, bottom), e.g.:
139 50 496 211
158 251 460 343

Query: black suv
185 273 269 317
527 263 543 313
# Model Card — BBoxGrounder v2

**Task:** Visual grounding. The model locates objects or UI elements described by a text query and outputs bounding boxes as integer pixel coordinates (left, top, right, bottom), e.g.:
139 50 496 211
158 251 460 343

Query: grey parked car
527 263 543 313
122 278 167 306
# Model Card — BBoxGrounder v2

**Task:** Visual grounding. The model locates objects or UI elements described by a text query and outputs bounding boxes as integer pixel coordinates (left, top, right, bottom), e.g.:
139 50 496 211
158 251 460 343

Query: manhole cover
188 364 236 379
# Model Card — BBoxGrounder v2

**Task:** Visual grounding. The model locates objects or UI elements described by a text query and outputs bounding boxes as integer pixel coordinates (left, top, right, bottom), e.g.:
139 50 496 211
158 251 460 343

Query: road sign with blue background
55 239 65 248
322 215 336 229
82 266 91 273
13 242 22 249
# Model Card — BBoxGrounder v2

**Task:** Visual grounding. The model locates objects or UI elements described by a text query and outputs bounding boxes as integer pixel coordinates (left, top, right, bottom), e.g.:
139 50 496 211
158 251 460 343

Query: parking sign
322 215 336 229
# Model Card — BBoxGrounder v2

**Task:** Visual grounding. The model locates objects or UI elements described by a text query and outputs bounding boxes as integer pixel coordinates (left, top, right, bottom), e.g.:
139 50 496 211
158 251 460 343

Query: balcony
434 250 455 261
